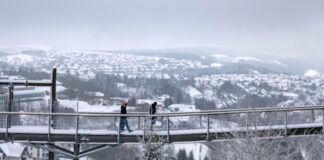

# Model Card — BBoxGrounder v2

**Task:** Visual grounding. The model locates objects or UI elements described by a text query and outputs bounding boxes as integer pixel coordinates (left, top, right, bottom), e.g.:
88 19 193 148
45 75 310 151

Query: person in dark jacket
149 102 158 130
120 101 133 133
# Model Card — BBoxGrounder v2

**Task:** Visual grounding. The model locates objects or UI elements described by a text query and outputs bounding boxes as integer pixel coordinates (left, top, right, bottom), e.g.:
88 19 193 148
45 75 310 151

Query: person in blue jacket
120 101 133 133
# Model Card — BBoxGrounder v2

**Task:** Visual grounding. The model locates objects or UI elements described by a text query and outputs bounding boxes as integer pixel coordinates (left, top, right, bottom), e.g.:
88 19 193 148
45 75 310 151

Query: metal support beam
75 101 79 144
254 112 258 135
285 111 288 136
322 109 324 134
75 115 79 144
51 68 57 122
114 117 117 130
74 144 80 160
138 117 141 130
48 152 55 160
50 68 57 160
246 113 249 133
49 144 75 155
7 84 13 128
143 117 146 141
167 116 170 143
117 117 121 144
0 80 52 86
48 115 51 143
26 143 75 159
312 110 316 122
207 115 210 141
5 84 13 141
78 144 118 158
5 114 8 141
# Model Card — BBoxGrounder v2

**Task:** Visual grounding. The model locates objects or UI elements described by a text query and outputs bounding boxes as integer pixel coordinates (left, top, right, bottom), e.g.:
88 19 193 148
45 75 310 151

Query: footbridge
0 69 324 159
0 106 323 144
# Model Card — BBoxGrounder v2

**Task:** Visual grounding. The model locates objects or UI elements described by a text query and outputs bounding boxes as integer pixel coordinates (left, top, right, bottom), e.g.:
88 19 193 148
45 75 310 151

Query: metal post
285 111 288 136
199 115 202 128
207 115 210 141
48 115 51 143
322 109 324 134
167 116 170 143
5 114 8 141
50 68 57 128
275 111 278 124
75 101 79 144
254 112 258 133
74 144 80 160
48 152 54 160
7 83 13 128
114 116 117 130
75 115 79 144
49 68 57 160
143 117 146 141
138 117 140 130
246 113 249 132
312 110 316 123
117 117 121 144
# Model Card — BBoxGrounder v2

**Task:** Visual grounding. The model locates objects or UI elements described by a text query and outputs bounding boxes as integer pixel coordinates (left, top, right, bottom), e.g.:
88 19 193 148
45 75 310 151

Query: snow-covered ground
173 143 209 160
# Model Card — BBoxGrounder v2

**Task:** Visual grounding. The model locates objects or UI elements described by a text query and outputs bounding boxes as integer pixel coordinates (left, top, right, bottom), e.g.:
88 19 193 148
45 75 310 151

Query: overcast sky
0 0 323 58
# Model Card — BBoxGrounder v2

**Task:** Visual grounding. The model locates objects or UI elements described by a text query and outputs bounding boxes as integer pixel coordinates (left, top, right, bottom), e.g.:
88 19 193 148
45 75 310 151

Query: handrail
0 105 323 117
78 105 324 116
0 80 52 86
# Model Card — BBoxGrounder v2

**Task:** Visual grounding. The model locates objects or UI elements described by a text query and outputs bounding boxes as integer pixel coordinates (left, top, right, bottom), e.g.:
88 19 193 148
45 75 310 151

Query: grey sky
0 0 323 58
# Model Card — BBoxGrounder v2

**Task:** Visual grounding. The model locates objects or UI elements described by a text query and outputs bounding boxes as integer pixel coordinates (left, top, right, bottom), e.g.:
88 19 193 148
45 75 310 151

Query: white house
0 143 29 160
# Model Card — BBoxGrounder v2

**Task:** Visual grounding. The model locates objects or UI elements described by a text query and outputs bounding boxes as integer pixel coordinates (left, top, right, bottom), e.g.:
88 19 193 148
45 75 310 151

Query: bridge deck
0 122 322 144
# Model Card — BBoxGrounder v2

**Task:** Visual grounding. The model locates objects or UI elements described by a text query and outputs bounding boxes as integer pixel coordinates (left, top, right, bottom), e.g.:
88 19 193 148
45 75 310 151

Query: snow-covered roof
210 63 223 68
13 90 46 96
137 99 156 105
186 86 202 98
0 143 25 157
168 104 196 112
305 69 320 78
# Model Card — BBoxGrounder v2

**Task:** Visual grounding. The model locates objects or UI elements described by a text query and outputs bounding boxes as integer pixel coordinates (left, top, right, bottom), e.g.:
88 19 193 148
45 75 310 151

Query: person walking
120 101 133 133
149 102 158 130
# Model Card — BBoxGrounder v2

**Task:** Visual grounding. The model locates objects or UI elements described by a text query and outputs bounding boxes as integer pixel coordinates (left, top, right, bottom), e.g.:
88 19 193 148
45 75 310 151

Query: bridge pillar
322 109 324 134
7 83 13 128
49 68 57 160
51 68 57 127
74 144 80 160
48 151 54 160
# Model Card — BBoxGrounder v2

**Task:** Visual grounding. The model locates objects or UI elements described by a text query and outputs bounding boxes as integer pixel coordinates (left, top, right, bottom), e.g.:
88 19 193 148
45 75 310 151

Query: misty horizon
0 0 324 58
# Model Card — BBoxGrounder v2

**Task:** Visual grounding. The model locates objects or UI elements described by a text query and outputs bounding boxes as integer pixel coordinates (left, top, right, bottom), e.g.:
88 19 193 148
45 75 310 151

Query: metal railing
0 105 323 144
